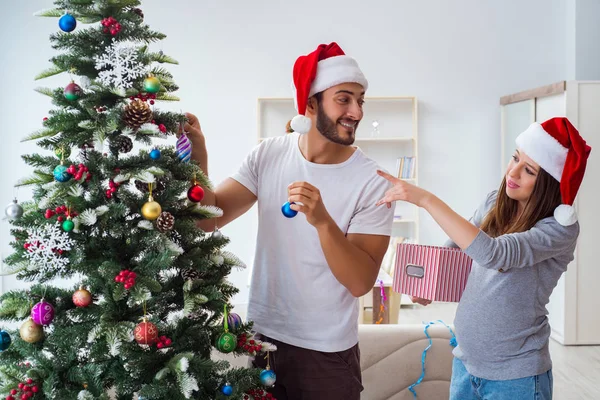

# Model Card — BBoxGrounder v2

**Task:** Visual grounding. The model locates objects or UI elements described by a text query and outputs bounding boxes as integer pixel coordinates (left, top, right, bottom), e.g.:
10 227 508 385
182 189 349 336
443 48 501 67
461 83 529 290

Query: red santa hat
290 42 368 134
515 117 592 226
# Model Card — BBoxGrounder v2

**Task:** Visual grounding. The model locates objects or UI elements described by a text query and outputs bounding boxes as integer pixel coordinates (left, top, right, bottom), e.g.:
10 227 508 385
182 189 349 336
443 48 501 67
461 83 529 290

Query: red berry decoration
115 269 136 289
101 16 121 35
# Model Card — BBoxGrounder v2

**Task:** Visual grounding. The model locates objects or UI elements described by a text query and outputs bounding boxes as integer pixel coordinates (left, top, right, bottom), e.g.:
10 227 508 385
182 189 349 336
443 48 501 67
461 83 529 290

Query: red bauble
187 184 205 203
134 320 158 345
72 287 92 307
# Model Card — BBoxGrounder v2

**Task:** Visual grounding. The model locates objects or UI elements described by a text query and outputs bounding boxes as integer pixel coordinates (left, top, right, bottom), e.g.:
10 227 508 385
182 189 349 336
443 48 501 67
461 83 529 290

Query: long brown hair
480 168 562 237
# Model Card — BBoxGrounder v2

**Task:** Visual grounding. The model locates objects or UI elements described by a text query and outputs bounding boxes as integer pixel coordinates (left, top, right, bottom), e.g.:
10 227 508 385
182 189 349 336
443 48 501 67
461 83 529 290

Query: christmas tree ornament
62 216 75 232
31 300 55 326
226 312 243 331
19 319 43 343
110 135 133 154
143 75 161 93
64 81 82 101
5 199 24 220
187 179 204 203
181 268 201 281
0 330 11 351
216 331 237 354
135 178 166 196
156 211 174 233
134 318 158 345
221 383 233 396
141 186 162 221
72 287 92 307
149 148 161 160
53 164 72 182
176 133 192 163
54 146 71 159
123 99 153 129
216 305 237 353
58 13 77 32
211 228 223 240
281 201 297 218
260 368 277 387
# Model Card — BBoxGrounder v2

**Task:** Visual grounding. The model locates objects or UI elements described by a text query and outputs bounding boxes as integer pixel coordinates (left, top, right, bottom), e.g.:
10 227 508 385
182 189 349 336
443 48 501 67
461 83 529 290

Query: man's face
313 83 365 146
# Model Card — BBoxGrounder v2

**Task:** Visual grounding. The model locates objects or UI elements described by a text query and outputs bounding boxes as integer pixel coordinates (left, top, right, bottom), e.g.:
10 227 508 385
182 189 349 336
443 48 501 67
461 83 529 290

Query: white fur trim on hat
290 115 312 134
515 122 568 182
309 55 368 97
554 204 578 226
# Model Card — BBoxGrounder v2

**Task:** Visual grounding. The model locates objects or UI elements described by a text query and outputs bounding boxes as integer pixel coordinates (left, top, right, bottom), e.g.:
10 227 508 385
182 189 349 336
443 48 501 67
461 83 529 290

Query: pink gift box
392 243 473 302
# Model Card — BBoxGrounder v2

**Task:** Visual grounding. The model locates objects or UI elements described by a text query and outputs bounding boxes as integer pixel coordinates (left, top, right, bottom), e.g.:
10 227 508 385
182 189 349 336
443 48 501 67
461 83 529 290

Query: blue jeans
450 357 553 400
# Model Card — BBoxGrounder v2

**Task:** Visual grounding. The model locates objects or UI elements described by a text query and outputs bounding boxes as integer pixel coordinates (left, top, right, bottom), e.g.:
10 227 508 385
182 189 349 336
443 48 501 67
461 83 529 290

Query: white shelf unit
500 81 600 345
257 96 420 319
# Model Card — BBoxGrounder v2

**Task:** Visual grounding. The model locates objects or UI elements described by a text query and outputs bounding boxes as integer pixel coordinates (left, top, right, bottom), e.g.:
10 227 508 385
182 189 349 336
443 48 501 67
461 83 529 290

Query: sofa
213 323 455 400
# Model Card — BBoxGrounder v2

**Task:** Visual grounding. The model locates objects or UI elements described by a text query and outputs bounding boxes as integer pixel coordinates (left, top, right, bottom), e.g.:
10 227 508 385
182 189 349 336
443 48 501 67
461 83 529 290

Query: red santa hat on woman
289 42 368 134
515 117 592 226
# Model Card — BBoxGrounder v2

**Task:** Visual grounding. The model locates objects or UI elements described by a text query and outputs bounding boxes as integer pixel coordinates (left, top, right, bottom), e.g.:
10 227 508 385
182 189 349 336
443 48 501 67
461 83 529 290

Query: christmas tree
0 1 276 399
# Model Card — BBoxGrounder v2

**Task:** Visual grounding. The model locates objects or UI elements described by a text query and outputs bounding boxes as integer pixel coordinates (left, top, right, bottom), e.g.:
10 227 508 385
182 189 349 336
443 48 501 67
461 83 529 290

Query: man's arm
317 225 390 297
184 113 257 231
287 181 391 297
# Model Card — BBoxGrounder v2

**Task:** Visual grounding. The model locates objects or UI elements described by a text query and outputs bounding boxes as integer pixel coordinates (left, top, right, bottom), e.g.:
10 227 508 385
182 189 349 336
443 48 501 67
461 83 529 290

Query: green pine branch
35 65 67 80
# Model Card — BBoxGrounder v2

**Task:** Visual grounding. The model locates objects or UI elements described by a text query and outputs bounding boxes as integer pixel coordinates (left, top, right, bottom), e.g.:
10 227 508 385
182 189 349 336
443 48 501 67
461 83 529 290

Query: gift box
392 243 473 302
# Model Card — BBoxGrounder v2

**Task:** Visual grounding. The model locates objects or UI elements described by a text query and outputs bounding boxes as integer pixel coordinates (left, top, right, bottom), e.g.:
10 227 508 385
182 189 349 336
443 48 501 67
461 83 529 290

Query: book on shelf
395 156 416 179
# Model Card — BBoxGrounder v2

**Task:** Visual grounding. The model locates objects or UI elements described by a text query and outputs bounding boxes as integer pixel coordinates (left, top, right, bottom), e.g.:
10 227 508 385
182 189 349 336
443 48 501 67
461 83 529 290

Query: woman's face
505 148 540 205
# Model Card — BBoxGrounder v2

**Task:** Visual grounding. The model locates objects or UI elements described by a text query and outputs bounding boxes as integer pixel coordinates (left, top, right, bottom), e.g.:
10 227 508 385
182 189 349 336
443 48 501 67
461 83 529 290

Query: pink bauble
31 301 55 326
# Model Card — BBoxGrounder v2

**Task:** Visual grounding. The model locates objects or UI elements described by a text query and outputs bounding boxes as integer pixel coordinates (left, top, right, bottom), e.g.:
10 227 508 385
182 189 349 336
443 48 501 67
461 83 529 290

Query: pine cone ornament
110 135 133 154
135 178 166 196
156 211 174 232
123 99 152 129
181 268 201 281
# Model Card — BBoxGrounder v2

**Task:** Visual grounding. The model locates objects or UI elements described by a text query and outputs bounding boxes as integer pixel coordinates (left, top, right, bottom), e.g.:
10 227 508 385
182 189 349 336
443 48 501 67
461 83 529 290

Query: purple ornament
227 312 243 331
176 134 192 162
31 300 55 326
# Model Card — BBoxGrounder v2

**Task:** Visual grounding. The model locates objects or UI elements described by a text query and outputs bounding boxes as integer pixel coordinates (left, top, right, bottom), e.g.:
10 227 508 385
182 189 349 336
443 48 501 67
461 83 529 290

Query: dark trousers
251 334 363 400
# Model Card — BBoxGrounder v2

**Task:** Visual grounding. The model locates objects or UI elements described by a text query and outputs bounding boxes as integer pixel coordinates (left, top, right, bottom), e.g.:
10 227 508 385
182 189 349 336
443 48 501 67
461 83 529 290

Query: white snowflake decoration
24 224 75 270
93 40 148 90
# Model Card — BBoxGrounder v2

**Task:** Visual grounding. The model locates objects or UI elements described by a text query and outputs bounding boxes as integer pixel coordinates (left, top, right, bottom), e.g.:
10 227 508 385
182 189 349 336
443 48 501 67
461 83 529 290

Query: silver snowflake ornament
24 224 75 270
93 40 148 90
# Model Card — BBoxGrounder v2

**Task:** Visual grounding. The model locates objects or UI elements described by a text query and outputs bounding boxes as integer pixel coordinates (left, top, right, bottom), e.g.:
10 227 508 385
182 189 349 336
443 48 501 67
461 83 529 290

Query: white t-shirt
232 132 394 352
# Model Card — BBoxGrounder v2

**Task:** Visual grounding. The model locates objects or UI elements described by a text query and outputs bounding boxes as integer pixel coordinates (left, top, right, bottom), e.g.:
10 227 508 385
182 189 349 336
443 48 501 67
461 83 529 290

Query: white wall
1 0 567 305
569 0 600 80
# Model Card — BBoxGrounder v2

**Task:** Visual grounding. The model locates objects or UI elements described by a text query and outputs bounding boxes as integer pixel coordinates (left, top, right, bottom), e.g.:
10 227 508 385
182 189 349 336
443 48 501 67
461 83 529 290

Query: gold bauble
141 200 162 220
20 319 44 343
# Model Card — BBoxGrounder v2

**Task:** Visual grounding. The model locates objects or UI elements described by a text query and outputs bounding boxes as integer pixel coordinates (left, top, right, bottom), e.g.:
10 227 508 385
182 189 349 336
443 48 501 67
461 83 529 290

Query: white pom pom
290 115 311 134
554 204 577 226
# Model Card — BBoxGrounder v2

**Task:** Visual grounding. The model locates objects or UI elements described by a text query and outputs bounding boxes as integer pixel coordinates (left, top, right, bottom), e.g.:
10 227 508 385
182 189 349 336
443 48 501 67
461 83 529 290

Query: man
184 42 394 399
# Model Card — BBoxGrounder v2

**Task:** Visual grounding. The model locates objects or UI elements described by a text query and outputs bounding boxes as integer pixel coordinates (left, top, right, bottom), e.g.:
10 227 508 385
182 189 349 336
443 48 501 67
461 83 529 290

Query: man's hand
180 112 208 173
288 181 332 229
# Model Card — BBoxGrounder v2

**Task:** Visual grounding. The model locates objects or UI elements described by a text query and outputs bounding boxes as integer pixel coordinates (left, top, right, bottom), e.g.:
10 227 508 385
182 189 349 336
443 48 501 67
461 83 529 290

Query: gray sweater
446 190 579 380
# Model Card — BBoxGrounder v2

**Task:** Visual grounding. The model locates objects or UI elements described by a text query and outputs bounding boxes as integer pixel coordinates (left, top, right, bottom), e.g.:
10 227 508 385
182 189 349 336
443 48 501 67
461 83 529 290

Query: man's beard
316 101 358 145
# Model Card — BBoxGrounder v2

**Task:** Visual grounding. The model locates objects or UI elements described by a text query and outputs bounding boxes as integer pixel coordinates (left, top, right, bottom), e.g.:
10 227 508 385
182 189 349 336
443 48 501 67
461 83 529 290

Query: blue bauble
0 330 11 351
59 14 77 32
149 148 161 160
53 165 72 182
221 383 233 396
259 369 276 387
281 201 297 218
